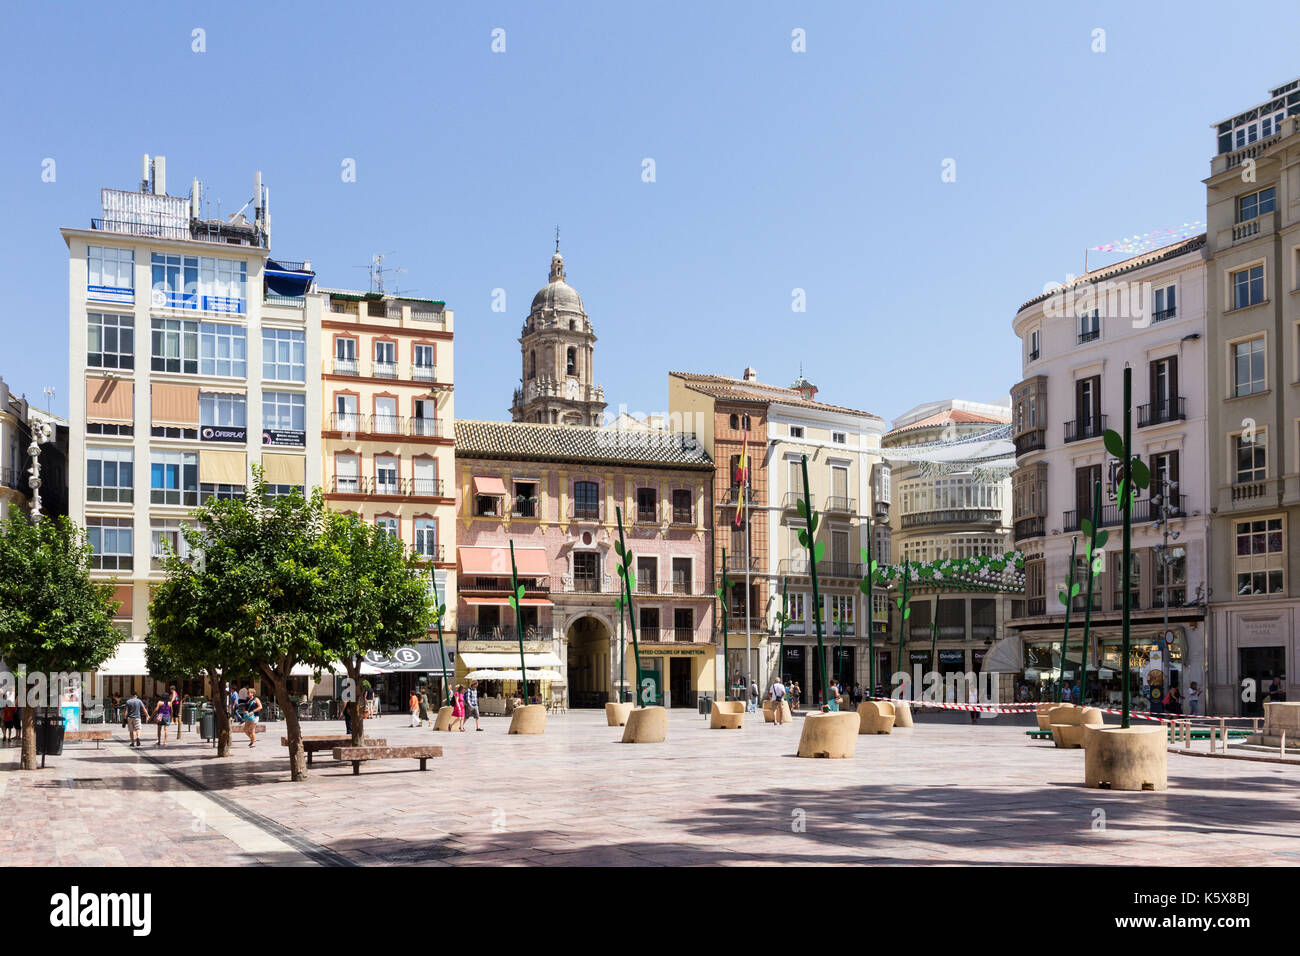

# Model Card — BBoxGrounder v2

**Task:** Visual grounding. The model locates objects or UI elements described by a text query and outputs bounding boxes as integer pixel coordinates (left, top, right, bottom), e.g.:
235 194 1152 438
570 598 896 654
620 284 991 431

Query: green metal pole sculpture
797 455 830 710
778 577 789 686
1078 480 1107 706
614 506 644 706
1055 538 1079 704
718 548 730 700
507 541 529 704
429 569 451 707
615 592 627 703
897 561 911 699
1105 367 1150 729
859 515 877 697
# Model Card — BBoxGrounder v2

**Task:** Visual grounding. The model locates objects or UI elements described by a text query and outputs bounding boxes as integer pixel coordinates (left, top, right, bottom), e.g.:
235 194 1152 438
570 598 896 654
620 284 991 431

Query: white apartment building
1010 236 1210 706
63 156 321 696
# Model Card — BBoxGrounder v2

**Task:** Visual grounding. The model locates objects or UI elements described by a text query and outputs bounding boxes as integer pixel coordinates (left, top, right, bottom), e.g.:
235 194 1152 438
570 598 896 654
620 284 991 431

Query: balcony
1152 307 1176 323
1062 498 1155 531
333 358 360 376
1014 516 1045 541
723 554 761 572
370 414 403 436
326 413 444 439
1063 416 1106 444
1028 349 1040 362
457 625 555 643
571 576 602 593
778 558 812 576
824 496 855 513
412 364 438 384
671 628 697 643
571 504 601 521
1014 429 1046 456
412 544 446 562
818 561 863 579
264 293 305 308
782 492 812 511
636 577 659 594
1 467 24 491
1027 597 1046 616
901 508 1002 530
1137 397 1186 428
327 476 446 498
372 361 398 380
724 485 755 505
671 579 693 595
1077 329 1100 345
670 509 694 525
1226 477 1281 508
409 417 443 437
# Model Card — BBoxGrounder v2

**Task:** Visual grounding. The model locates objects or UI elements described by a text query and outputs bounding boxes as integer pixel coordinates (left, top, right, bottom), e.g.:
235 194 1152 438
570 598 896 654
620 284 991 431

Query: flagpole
744 449 752 705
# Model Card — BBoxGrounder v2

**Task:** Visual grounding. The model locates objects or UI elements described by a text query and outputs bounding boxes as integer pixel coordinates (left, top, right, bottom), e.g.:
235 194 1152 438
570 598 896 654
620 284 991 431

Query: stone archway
566 614 613 707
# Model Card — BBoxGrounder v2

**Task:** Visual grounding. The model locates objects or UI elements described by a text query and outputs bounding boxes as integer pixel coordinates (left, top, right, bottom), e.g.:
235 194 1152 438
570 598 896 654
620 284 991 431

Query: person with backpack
768 677 787 726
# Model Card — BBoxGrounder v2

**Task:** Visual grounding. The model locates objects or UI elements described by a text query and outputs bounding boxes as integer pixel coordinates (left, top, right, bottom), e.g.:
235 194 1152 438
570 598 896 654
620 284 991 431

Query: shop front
365 642 457 714
627 644 713 708
459 649 564 712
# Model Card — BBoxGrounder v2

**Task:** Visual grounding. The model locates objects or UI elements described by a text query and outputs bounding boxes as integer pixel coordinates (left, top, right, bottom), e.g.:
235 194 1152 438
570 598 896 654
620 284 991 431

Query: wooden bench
64 729 113 749
282 735 386 765
332 745 444 775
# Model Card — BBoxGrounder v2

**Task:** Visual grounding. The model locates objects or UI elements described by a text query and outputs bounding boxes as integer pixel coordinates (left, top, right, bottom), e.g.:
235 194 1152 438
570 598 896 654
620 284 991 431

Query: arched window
569 319 576 331
566 347 577 375
528 351 536 379
742 414 751 430
729 414 739 429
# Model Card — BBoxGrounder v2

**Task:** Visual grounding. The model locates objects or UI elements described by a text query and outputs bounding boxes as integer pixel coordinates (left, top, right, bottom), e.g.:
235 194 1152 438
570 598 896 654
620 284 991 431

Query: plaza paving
3 708 1299 866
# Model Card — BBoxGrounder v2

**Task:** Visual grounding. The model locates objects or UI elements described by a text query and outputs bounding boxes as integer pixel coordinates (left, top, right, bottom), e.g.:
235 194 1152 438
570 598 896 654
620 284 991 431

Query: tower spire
555 224 560 254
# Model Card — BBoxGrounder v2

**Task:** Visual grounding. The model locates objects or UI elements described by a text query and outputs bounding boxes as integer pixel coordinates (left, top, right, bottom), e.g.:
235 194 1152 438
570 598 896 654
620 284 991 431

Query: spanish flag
733 434 748 528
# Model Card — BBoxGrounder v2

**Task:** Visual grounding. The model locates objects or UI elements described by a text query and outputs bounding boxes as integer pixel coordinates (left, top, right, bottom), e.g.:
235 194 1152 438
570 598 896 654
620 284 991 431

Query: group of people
406 681 483 732
118 686 187 748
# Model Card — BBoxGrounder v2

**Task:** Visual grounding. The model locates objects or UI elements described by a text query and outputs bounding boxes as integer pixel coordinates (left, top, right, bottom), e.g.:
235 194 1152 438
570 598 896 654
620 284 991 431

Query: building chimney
742 367 757 382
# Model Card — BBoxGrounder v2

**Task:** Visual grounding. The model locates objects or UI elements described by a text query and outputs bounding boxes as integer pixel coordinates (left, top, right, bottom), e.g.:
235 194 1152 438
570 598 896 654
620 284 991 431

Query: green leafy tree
0 515 121 770
318 511 433 745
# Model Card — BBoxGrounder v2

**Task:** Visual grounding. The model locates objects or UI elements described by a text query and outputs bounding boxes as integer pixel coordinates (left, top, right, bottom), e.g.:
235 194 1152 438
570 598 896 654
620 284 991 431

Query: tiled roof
455 419 714 469
1015 234 1206 315
885 408 1009 437
670 371 882 420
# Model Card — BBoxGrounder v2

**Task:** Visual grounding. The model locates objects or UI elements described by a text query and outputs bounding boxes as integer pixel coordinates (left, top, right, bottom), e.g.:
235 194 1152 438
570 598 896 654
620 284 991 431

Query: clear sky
3 0 1299 427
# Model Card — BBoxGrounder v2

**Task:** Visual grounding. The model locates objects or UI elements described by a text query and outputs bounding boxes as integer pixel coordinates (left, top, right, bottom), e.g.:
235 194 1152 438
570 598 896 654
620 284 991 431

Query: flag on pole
733 432 748 528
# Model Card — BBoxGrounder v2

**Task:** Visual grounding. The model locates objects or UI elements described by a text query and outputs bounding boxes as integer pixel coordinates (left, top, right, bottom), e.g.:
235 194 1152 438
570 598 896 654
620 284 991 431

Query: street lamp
25 417 54 522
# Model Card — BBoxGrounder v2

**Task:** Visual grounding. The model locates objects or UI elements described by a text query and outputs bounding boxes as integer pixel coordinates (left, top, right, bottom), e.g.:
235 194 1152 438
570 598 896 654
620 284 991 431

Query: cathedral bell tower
510 243 607 426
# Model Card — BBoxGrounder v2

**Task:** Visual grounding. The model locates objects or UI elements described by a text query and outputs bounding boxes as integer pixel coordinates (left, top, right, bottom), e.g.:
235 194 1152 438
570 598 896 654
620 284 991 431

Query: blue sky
2 1 1298 426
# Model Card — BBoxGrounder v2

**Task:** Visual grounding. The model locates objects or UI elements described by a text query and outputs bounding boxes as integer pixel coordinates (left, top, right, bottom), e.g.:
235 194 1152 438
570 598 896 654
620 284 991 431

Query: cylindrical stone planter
621 705 667 743
796 711 860 757
432 706 455 731
507 703 547 735
605 701 634 726
763 700 792 724
1083 725 1167 791
893 700 914 728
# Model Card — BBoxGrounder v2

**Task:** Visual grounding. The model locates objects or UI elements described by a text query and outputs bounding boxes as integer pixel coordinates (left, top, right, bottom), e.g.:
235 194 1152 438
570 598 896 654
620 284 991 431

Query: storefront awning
459 651 564 669
463 596 554 607
464 669 565 682
264 259 316 298
980 634 1023 673
97 642 150 676
458 546 549 577
472 475 507 496
363 642 455 673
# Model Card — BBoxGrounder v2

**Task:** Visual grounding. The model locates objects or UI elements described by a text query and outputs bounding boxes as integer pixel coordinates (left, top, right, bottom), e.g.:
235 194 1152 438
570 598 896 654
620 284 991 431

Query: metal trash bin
35 714 66 756
182 702 199 727
199 706 216 740
698 695 714 715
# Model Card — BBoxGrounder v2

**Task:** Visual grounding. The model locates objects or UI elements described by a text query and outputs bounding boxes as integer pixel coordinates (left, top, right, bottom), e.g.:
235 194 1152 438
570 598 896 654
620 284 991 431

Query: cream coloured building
63 157 321 694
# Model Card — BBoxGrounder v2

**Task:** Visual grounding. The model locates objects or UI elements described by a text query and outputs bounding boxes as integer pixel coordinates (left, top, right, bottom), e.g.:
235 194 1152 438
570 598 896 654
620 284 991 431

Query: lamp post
26 417 53 522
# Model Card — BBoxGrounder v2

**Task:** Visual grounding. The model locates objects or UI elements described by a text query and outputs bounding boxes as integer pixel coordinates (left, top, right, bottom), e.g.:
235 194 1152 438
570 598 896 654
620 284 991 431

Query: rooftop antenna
42 386 55 411
355 253 408 296
555 224 561 253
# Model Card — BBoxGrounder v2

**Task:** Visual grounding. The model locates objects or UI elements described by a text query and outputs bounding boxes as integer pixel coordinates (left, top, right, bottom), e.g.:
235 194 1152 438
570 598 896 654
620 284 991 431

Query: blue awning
264 258 315 298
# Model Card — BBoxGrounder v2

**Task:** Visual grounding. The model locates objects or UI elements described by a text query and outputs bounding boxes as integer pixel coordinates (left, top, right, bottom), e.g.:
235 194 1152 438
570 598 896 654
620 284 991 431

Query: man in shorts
465 680 482 731
123 691 148 748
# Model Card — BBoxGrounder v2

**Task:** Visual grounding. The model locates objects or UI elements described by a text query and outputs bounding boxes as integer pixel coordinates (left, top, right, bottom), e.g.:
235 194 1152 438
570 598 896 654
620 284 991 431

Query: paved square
4 710 1299 866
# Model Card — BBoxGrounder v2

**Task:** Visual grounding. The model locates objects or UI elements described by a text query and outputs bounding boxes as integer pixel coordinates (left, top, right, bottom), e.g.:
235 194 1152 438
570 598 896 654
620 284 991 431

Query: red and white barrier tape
869 697 1259 723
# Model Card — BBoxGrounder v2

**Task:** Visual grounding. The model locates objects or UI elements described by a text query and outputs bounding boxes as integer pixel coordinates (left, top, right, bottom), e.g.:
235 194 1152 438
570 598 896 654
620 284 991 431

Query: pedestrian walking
747 679 760 713
168 686 182 738
768 677 787 726
408 689 420 727
152 696 172 746
2 688 16 744
242 690 262 747
418 688 431 728
451 685 467 732
1188 681 1202 716
967 680 980 724
790 680 801 709
465 681 482 731
122 691 148 748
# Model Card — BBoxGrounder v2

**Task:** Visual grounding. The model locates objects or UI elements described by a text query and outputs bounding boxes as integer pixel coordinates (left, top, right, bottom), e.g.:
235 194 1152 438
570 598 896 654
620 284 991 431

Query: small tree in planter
1075 481 1106 706
895 561 911 699
858 516 879 697
612 507 643 705
1054 539 1079 704
508 540 530 703
794 455 831 710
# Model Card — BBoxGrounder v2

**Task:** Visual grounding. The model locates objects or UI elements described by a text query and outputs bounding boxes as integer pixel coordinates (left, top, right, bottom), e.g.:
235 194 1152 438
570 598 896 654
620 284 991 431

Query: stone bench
762 699 792 724
282 735 386 765
797 710 860 758
65 729 113 749
1035 702 1071 732
1048 706 1103 749
857 700 895 735
710 700 745 729
331 745 444 775
232 722 267 733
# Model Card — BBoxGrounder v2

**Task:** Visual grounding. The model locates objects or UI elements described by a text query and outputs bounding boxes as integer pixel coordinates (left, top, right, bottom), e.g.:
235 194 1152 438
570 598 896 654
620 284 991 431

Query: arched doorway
566 614 612 708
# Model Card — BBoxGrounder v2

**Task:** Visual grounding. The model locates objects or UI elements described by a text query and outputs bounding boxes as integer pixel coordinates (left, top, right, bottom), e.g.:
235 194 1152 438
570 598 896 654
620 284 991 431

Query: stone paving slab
4 710 1300 866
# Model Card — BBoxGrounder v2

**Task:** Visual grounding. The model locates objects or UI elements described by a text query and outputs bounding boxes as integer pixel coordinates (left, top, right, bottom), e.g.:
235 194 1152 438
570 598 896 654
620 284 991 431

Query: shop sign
638 646 708 656
263 428 306 447
909 651 930 663
201 425 246 443
938 649 965 665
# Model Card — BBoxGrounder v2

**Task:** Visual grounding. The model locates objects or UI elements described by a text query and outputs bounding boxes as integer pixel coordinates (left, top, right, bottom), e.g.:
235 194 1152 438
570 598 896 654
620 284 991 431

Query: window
199 392 246 428
1153 284 1176 322
335 454 360 494
636 556 658 593
1151 451 1181 510
375 516 400 540
150 518 190 571
1028 328 1040 360
334 337 358 374
741 414 751 431
151 317 198 373
785 593 807 628
86 446 133 503
1238 186 1276 223
151 252 198 309
474 494 500 517
671 489 693 523
150 450 198 506
199 483 244 502
413 344 435 381
413 457 438 496
790 426 804 438
1235 432 1267 483
151 253 246 312
639 607 660 636
263 485 303 500
527 351 536 380
574 480 600 518
671 557 692 594
1233 338 1266 396
673 608 694 639
1077 309 1100 343
513 481 537 518
374 341 396 378
1154 545 1187 609
788 459 805 496
729 414 739 430
263 328 305 382
1072 555 1100 611
198 323 247 377
412 398 438 436
375 456 400 495
414 519 439 559
1232 265 1265 309
832 431 846 444
637 487 657 522
87 246 133 301
86 517 132 571
373 396 399 434
828 594 854 631
566 347 577 375
88 312 134 369
1111 550 1139 611
263 391 305 441
573 551 600 592
1236 517 1284 596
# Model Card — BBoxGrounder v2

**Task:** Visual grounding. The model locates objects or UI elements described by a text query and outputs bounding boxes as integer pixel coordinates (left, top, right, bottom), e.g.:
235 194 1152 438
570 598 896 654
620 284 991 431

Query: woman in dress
451 684 466 733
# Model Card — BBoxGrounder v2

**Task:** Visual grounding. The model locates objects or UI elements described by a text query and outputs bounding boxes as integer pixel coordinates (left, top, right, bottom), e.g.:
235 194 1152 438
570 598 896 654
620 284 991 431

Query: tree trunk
209 668 231 758
346 661 365 747
19 705 37 770
267 667 307 781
